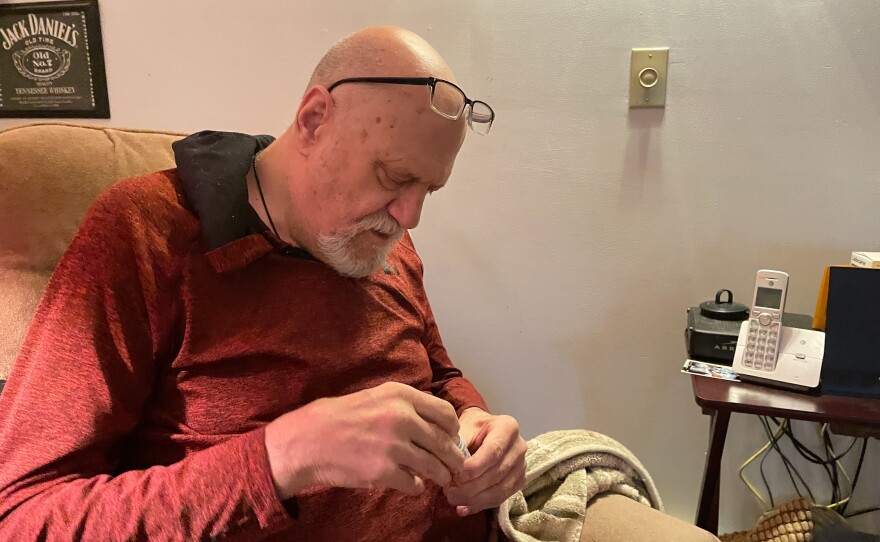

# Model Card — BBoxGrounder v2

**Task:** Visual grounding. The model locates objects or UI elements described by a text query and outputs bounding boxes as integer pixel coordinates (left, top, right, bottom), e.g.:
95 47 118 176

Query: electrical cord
821 424 840 504
819 423 856 511
759 416 814 502
782 420 847 508
771 418 837 499
845 505 880 519
842 437 870 518
778 419 838 493
740 418 868 513
758 435 775 507
739 418 789 508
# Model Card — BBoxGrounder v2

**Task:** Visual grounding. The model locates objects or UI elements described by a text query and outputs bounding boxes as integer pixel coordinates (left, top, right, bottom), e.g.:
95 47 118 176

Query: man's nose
386 187 427 230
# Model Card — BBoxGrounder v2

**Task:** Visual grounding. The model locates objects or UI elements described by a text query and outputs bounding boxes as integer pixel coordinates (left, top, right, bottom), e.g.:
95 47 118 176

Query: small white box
850 252 880 269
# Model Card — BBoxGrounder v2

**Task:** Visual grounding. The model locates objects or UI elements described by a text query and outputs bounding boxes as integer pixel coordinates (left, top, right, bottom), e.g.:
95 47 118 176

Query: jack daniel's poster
0 1 109 118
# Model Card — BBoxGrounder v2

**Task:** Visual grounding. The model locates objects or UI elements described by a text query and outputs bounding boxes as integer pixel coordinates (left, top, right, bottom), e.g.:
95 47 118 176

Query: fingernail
457 506 472 517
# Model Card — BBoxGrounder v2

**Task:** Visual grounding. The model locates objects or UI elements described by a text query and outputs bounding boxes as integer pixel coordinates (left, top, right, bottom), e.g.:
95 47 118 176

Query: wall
2 0 879 534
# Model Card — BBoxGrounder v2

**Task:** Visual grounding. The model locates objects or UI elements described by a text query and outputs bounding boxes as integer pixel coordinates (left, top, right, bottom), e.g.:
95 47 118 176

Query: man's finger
394 441 456 487
404 389 460 437
445 450 516 503
447 451 527 505
453 467 526 515
375 383 459 437
383 467 426 496
459 428 514 483
407 416 465 476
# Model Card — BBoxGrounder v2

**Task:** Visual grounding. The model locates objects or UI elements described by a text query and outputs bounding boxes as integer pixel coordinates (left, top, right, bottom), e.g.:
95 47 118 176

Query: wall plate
630 48 668 109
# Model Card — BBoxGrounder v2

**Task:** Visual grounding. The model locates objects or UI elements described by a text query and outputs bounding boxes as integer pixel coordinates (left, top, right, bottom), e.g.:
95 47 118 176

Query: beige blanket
498 430 663 542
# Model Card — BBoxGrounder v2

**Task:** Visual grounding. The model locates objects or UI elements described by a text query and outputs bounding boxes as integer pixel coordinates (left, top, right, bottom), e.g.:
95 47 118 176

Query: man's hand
444 408 527 516
264 382 465 500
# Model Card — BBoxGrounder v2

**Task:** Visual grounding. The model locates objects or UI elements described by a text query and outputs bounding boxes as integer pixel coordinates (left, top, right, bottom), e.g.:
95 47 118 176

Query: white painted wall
3 0 879 535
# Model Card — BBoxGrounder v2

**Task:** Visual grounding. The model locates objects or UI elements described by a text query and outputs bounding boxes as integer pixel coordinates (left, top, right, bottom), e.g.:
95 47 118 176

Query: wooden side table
691 375 880 534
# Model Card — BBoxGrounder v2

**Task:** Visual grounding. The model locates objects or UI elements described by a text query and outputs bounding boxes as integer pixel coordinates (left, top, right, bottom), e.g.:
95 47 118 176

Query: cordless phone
743 270 789 372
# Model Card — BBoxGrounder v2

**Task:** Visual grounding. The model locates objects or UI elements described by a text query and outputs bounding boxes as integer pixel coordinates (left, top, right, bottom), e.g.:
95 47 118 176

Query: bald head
256 26 468 277
308 26 455 90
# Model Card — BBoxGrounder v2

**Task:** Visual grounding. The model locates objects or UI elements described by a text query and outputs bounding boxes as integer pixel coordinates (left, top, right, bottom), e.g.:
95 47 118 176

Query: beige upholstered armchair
0 123 183 388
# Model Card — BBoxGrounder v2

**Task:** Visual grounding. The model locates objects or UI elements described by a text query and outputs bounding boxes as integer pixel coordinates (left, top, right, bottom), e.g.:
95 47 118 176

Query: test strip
456 435 471 458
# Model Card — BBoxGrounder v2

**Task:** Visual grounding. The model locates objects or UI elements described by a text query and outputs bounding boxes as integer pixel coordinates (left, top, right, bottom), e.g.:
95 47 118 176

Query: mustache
348 211 403 237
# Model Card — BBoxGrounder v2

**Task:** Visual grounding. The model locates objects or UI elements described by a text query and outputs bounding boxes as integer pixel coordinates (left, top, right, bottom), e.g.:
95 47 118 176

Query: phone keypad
743 317 781 371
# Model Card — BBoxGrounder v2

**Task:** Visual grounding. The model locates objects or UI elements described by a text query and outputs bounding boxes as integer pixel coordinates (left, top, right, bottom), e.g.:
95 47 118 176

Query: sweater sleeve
0 176 292 541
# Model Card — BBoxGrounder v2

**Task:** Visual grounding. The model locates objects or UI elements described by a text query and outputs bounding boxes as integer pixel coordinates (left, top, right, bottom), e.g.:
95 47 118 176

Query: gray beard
316 231 401 278
315 212 404 278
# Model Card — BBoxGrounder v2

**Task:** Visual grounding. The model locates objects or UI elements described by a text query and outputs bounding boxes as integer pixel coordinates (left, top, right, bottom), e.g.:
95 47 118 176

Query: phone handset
743 270 789 371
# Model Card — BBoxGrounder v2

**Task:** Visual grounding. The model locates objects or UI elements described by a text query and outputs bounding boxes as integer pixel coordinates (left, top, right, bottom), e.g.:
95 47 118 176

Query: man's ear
294 86 334 153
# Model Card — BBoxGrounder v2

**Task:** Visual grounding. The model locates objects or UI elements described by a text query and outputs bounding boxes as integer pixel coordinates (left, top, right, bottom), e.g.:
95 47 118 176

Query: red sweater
0 168 492 541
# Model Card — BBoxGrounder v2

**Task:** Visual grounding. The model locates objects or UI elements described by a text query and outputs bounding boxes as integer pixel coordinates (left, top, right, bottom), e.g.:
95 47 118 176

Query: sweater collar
172 130 299 272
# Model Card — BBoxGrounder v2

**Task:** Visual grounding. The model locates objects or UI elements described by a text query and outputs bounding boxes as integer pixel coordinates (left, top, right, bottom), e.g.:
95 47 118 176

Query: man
0 26 716 541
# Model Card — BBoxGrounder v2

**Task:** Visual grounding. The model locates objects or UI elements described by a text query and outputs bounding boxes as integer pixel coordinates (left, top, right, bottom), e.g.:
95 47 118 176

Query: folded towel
499 430 662 542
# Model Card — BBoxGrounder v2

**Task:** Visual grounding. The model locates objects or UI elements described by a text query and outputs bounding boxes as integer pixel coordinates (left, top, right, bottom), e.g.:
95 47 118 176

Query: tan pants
579 495 720 542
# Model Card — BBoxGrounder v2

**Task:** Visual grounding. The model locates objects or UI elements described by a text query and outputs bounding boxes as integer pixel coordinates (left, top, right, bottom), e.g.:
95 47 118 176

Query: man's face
294 85 467 278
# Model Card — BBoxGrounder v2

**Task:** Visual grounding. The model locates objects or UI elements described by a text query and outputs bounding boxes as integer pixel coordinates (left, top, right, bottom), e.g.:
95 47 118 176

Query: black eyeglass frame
326 76 494 134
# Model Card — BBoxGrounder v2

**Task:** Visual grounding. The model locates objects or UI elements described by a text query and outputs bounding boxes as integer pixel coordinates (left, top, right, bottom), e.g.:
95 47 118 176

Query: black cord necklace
252 152 281 239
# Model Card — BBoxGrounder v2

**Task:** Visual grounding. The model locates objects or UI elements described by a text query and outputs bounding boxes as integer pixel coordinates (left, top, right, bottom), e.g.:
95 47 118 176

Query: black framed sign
0 0 109 118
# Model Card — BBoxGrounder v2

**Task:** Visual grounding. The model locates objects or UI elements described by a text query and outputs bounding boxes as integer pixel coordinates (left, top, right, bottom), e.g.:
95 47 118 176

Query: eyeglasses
326 76 495 136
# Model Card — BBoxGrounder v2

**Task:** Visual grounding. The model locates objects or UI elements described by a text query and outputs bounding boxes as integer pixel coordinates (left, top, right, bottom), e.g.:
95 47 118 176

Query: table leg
695 408 731 535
